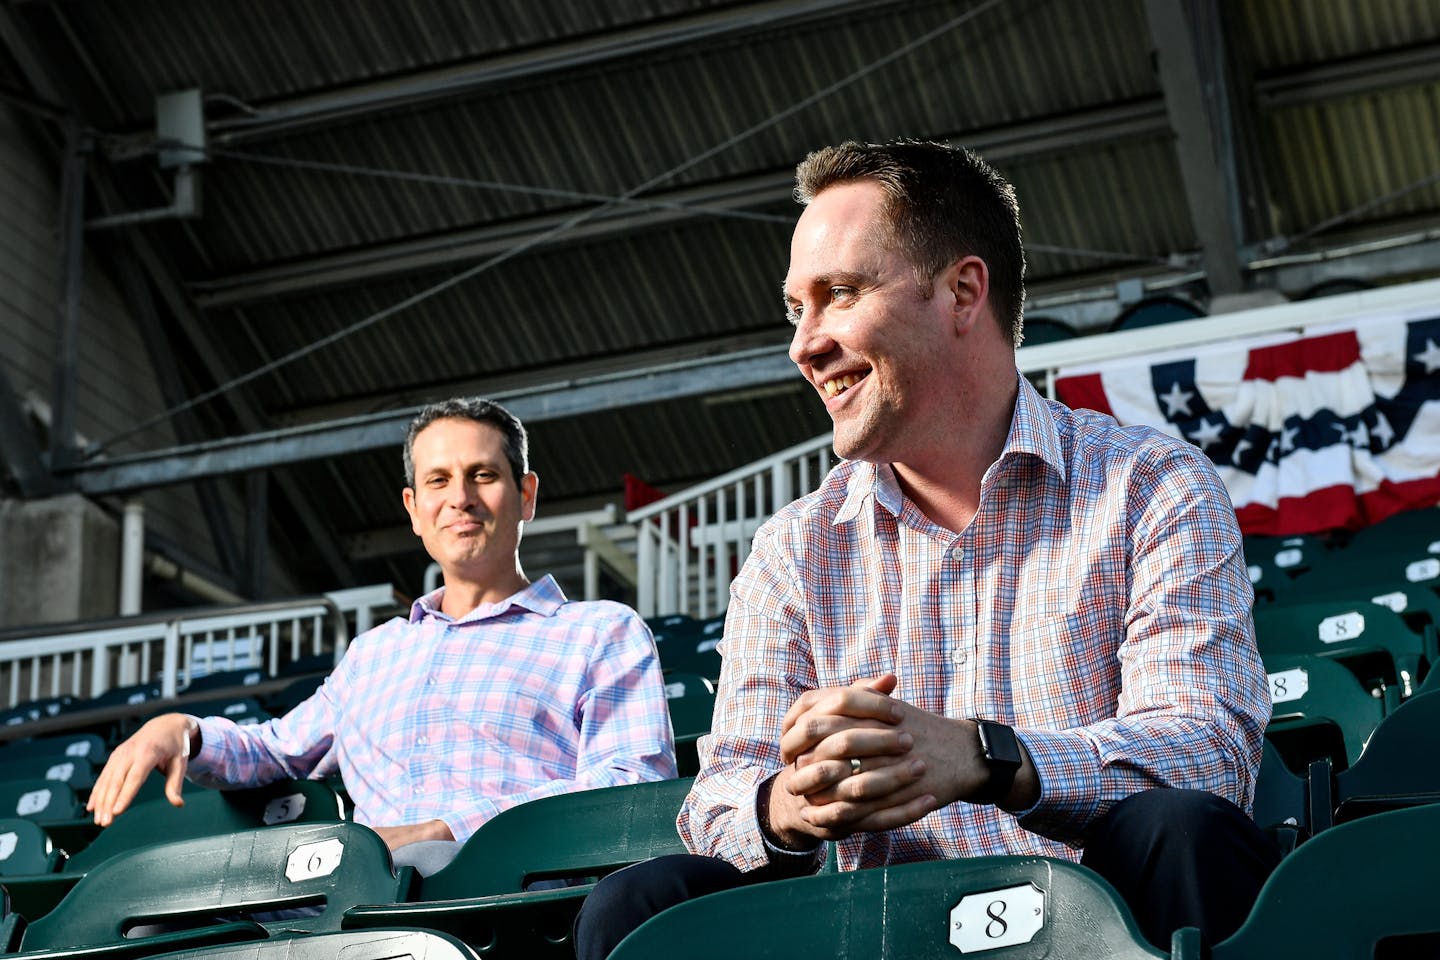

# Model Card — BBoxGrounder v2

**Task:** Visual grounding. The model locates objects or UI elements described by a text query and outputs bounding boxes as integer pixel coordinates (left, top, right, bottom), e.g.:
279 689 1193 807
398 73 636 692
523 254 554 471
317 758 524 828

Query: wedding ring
850 757 863 776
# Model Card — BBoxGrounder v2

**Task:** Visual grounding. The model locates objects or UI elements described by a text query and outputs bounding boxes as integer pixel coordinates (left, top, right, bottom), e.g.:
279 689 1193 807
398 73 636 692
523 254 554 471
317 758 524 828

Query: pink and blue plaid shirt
192 575 676 842
681 374 1268 872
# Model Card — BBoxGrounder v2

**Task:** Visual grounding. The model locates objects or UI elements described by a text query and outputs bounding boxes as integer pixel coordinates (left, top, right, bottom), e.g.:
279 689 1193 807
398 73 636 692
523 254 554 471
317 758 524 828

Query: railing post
637 521 655 618
161 619 180 699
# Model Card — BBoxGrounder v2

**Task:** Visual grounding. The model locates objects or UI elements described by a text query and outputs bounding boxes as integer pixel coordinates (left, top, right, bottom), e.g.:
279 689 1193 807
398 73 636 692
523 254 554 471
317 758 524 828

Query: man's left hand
371 819 454 851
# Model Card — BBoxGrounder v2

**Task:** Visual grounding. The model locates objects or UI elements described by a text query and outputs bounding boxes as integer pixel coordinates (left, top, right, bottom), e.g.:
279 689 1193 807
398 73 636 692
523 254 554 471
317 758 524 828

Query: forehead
785 181 892 290
410 417 505 469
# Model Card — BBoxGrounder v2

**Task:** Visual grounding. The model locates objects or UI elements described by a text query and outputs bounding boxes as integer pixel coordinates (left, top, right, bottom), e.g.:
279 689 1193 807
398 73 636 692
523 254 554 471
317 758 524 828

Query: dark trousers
574 788 1281 959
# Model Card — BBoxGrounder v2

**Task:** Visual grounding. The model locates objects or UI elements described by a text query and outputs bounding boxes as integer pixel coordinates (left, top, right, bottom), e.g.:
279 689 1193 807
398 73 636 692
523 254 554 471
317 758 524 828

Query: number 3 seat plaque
949 883 1045 953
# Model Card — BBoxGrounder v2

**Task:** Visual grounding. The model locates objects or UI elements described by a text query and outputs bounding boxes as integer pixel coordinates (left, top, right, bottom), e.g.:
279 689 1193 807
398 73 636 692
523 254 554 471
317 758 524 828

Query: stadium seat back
182 668 267 694
663 673 714 778
1263 653 1386 771
1191 804 1440 960
18 821 407 955
0 755 96 791
1254 600 1425 698
343 778 694 958
1333 691 1440 825
0 817 61 875
134 928 481 959
175 697 272 727
609 855 1164 960
0 733 107 767
0 779 82 823
65 778 345 873
1252 738 1308 843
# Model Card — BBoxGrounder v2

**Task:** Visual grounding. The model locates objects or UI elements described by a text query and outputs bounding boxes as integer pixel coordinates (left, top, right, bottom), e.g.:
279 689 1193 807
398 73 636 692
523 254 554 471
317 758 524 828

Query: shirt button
417 736 429 746
952 649 968 665
426 676 437 685
949 546 965 561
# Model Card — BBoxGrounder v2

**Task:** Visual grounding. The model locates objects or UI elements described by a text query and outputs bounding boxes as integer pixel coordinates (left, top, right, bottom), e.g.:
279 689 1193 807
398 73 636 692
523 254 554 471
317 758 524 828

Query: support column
119 497 145 615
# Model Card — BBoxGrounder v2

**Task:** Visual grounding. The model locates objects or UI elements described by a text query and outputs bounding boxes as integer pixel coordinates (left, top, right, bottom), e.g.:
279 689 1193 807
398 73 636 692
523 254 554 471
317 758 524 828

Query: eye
829 285 857 304
784 302 803 326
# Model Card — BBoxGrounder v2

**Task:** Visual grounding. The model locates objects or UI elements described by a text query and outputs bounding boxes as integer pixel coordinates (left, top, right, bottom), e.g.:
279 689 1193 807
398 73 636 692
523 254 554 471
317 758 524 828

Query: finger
790 754 926 801
780 675 898 737
780 691 902 761
801 777 934 832
800 727 914 765
782 717 904 765
163 754 187 808
107 758 155 823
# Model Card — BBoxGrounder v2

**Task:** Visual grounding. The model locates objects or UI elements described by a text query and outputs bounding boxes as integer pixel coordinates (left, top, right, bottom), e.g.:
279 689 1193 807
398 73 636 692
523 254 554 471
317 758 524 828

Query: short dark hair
403 397 529 489
794 139 1026 346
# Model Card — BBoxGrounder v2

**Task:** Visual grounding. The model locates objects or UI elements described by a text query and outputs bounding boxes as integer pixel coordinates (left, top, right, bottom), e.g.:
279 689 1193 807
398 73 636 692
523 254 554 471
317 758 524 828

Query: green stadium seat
1 779 345 924
0 697 76 728
608 855 1164 960
1312 691 1440 832
343 777 694 959
662 673 714 778
1251 739 1308 855
0 822 410 960
0 780 82 824
85 682 164 710
176 697 272 727
0 819 62 876
1263 653 1386 773
0 756 96 792
182 668 267 694
1179 804 1440 959
1243 533 1333 603
0 734 106 767
1253 599 1427 699
1019 316 1078 346
644 615 700 645
138 928 481 960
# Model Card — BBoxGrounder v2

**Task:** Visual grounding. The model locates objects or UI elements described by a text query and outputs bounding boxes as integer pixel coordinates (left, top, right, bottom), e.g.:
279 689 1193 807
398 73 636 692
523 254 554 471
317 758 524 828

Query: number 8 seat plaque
949 883 1044 953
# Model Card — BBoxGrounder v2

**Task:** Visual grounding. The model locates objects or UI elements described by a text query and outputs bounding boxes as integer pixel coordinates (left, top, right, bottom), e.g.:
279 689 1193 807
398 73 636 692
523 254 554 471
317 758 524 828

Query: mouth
822 370 870 399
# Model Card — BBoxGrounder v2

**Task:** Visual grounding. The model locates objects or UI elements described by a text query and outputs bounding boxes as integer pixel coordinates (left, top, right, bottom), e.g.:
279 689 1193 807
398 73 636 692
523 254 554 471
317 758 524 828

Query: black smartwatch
972 719 1022 806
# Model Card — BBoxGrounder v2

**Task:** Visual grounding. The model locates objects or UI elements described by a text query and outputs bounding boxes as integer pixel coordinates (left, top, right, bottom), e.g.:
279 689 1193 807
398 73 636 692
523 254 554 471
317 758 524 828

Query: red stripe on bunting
1242 330 1361 382
1235 476 1440 536
1054 372 1114 417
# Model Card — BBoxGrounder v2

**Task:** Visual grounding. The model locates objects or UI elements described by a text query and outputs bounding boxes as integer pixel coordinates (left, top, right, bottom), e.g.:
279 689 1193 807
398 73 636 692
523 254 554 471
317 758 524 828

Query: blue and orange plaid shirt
681 374 1268 872
192 575 676 842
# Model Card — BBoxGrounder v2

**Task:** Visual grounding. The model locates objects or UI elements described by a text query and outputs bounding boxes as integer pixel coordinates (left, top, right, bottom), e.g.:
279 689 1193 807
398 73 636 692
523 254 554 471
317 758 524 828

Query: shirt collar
409 573 567 623
832 371 1066 527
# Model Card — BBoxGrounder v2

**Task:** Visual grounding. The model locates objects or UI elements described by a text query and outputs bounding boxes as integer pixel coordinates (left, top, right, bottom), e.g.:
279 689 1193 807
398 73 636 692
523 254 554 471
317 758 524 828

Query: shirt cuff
1010 727 1103 845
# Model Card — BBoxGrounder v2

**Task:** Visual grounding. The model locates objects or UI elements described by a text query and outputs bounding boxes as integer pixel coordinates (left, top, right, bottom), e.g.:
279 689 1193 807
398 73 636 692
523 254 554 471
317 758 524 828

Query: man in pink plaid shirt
89 398 676 874
578 140 1277 955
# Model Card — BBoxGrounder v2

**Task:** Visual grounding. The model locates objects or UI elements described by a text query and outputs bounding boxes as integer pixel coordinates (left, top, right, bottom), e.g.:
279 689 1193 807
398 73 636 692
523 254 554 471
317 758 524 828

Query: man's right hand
762 674 931 849
86 713 198 826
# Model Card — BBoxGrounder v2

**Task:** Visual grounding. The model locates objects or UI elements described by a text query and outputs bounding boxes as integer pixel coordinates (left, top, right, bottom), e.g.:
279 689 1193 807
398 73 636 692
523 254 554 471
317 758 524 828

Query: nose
446 477 479 509
788 309 835 368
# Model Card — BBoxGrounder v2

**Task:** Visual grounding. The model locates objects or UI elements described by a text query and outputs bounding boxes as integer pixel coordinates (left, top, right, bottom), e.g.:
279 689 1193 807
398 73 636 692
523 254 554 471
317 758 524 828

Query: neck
892 366 1018 533
439 569 531 618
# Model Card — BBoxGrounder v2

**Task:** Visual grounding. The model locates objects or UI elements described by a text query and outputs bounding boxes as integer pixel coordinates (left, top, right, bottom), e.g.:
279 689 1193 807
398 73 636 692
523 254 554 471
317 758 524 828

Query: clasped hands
763 673 989 850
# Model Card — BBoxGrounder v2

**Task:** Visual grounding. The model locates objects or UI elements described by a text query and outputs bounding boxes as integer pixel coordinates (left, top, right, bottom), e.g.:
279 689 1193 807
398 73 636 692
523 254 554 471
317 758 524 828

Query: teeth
823 374 862 397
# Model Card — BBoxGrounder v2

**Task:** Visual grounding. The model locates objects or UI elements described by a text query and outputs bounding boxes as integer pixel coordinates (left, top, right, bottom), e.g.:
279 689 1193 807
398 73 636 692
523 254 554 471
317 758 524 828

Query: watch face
978 721 1022 767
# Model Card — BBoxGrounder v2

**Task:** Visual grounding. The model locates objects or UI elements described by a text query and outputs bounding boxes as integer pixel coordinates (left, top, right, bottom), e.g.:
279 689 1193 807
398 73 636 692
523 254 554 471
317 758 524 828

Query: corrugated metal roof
6 0 1440 597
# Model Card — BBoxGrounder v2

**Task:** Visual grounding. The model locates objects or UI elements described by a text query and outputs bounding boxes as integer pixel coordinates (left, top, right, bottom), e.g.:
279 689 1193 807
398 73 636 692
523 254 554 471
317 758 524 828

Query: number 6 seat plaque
949 882 1045 953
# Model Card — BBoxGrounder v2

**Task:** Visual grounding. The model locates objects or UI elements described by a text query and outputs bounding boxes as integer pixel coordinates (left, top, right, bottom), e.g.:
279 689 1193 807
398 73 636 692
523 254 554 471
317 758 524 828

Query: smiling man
576 140 1276 956
88 398 676 874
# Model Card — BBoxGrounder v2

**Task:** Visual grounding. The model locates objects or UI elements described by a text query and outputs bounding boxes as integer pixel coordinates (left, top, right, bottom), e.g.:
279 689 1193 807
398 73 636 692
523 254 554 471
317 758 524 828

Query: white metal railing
631 433 836 618
0 584 397 711
631 279 1440 618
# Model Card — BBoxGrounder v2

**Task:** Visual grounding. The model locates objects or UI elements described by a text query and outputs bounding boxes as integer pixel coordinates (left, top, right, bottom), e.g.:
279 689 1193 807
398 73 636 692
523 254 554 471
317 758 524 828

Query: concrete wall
0 105 296 626
0 494 118 628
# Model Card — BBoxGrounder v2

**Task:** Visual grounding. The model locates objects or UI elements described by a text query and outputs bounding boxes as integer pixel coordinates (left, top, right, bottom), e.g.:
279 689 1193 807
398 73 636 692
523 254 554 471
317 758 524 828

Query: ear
520 472 539 523
402 487 422 536
939 255 990 335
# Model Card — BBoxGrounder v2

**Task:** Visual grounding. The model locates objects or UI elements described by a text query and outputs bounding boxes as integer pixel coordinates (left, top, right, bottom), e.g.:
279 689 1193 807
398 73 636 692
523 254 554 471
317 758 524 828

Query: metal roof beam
1143 0 1245 295
198 0 898 146
57 346 797 496
191 98 1171 309
1255 41 1440 109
